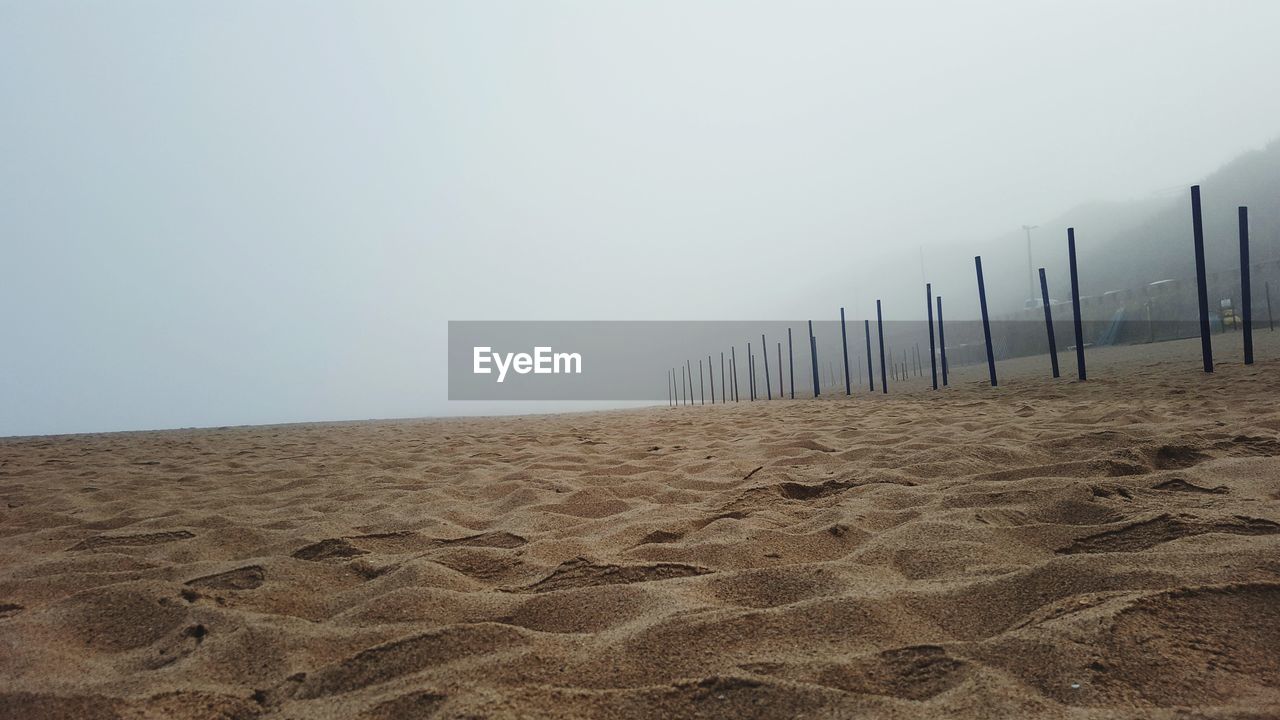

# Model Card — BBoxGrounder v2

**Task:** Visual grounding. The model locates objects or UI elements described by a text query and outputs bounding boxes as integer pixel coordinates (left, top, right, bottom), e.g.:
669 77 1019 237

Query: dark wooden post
1039 267 1060 378
1068 228 1086 381
840 308 851 395
699 359 705 404
761 334 772 400
730 347 739 402
975 256 997 387
926 283 938 389
1190 186 1214 372
708 355 715 404
747 343 755 400
788 328 795 399
1239 206 1254 365
937 296 948 386
876 300 888 393
777 342 783 398
720 352 726 403
809 320 820 397
864 319 875 392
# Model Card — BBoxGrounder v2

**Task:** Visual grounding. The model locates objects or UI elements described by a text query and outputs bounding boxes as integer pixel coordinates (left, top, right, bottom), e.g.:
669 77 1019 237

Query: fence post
699 359 705 405
720 352 726 403
777 342 784 398
1068 228 1087 381
1190 186 1214 372
788 328 795 399
1239 206 1254 365
975 256 997 387
926 283 938 390
864 319 875 391
809 320 821 397
876 300 888 393
1039 268 1060 378
936 296 948 386
708 355 715 404
840 308 851 395
731 347 739 402
762 334 772 400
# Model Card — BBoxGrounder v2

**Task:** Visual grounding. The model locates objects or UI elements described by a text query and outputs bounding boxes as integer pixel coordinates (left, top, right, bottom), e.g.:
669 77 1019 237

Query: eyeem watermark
473 346 582 383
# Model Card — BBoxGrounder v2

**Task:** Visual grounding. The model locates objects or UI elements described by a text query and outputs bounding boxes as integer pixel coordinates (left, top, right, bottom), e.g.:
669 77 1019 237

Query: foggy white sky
3 1 1279 436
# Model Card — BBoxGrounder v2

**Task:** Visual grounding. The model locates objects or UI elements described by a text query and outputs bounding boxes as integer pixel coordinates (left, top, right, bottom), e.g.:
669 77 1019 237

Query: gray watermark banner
447 318 1218 401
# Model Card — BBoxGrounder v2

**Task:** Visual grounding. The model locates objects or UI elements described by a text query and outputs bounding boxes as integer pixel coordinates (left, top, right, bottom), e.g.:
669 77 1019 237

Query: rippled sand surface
3 336 1279 719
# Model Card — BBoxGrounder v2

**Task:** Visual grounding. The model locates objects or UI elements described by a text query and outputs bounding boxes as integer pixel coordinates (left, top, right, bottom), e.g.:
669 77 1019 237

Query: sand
2 334 1279 719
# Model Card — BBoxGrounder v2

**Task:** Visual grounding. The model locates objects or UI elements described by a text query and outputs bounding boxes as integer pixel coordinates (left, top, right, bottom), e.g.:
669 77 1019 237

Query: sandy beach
2 334 1279 719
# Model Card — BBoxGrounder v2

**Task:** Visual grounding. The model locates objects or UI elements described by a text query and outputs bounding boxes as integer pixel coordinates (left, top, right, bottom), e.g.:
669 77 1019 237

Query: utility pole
1022 224 1038 304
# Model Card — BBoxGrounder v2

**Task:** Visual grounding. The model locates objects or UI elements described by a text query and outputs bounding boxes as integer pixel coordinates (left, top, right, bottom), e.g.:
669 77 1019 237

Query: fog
3 1 1280 436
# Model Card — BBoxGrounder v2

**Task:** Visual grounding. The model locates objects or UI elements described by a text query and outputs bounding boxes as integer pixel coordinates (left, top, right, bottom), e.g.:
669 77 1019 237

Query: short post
1239 206 1254 365
937 296 948 386
975 256 997 387
1039 267 1060 378
761 334 772 400
809 320 821 397
864 319 875 392
876 300 888 393
1190 186 1214 372
1068 228 1087 381
788 328 795 399
839 308 851 395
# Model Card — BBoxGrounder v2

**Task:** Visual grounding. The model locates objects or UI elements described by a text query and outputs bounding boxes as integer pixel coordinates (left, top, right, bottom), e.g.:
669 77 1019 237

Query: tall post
730 347 739 402
1039 268 1060 378
680 365 687 405
761 334 772 400
787 328 795 399
667 370 672 407
1190 186 1214 372
936 296 948 386
720 352 726 403
777 343 783 398
1239 206 1254 365
1267 281 1274 332
926 283 938 390
876 300 888 394
699 359 705 405
686 359 694 404
840 308 851 395
708 355 715 405
1068 228 1086 381
808 320 820 397
747 343 755 401
863 319 875 391
975 256 997 387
